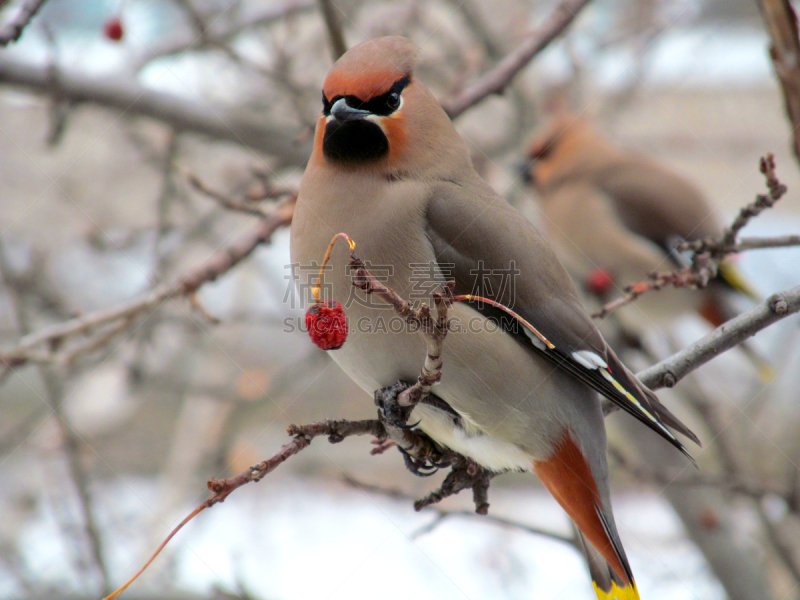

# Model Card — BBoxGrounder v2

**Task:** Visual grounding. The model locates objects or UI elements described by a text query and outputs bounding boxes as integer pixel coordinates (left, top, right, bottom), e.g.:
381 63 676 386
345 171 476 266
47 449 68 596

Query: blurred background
1 0 800 599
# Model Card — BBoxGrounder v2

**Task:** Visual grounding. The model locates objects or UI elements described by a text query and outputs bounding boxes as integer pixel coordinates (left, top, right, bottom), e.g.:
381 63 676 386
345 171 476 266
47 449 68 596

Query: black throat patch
323 119 389 163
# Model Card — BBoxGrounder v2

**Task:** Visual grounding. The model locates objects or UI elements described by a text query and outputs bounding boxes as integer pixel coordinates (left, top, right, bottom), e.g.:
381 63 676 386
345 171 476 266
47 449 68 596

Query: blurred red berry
306 300 347 350
586 268 614 296
104 17 124 41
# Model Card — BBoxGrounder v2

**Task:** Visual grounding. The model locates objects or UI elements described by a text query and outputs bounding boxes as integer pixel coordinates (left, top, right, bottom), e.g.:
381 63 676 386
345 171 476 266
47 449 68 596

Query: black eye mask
322 76 411 117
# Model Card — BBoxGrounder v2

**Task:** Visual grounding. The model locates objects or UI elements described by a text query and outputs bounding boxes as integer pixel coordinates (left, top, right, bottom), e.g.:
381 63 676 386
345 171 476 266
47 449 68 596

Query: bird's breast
290 168 580 465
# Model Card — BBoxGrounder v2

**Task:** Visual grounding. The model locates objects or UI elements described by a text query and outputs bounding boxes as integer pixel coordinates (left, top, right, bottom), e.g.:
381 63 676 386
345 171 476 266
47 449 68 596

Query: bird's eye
387 92 401 111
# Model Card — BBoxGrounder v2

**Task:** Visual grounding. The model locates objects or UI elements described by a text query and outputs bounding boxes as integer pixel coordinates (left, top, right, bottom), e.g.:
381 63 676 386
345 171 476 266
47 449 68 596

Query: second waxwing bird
291 37 699 600
522 114 771 379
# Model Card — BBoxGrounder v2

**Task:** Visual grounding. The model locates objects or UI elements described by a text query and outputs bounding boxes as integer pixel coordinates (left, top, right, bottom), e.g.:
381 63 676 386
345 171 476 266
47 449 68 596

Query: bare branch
592 268 717 319
732 234 800 251
594 154 790 318
637 286 800 390
316 0 347 61
349 254 452 409
610 448 786 500
759 0 800 165
757 505 800 584
130 0 315 70
185 171 276 219
103 415 478 600
0 0 48 47
679 155 787 254
0 56 311 164
0 197 295 371
442 0 593 119
341 475 578 548
0 244 110 593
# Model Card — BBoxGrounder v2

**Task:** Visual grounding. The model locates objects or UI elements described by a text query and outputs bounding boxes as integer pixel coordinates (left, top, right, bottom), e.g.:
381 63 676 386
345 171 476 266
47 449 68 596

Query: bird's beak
330 98 371 122
517 160 534 185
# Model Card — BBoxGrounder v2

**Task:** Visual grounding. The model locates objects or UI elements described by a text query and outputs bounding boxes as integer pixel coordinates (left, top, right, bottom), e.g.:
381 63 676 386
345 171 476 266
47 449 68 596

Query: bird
520 113 771 378
290 36 699 600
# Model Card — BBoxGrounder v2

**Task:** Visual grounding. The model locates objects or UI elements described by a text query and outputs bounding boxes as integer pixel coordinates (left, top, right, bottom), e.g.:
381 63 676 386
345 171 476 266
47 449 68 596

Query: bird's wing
425 177 700 455
539 180 669 281
594 158 721 247
597 161 763 300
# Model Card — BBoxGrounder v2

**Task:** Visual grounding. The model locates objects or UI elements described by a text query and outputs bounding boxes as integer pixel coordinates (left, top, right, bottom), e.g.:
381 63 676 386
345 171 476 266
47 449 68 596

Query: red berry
305 300 347 350
586 268 614 296
104 17 124 41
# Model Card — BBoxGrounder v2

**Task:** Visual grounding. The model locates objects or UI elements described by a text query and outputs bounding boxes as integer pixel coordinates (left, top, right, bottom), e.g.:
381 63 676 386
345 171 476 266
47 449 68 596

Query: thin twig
442 0 593 118
341 475 578 547
102 420 383 600
185 171 278 219
610 448 785 500
130 0 316 70
592 268 716 319
756 504 800 583
0 0 48 46
731 235 800 251
759 0 800 166
637 286 800 390
679 155 787 255
316 0 347 61
0 197 295 371
0 244 111 593
594 155 790 318
349 253 452 408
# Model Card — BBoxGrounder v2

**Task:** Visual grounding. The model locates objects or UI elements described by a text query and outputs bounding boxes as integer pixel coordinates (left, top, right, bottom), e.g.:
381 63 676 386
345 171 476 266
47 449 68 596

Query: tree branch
610 447 787 500
0 0 48 47
0 243 111 593
185 171 277 219
732 234 800 251
131 0 316 71
349 253 452 409
0 56 311 164
637 286 800 390
593 154 790 318
0 196 295 371
442 0 593 119
316 0 347 61
341 475 578 548
679 155 787 255
759 0 800 166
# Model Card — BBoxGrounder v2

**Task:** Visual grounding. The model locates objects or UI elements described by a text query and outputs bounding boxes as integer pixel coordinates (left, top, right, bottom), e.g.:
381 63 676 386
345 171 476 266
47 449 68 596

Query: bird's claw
397 446 439 477
374 380 415 429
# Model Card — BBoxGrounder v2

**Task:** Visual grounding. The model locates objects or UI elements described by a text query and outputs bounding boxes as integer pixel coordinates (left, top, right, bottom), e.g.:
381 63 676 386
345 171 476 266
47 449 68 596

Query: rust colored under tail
534 433 640 600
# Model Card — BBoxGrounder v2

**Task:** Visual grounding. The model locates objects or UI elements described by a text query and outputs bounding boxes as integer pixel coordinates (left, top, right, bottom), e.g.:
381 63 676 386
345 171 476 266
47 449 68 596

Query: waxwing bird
522 114 770 379
291 37 699 600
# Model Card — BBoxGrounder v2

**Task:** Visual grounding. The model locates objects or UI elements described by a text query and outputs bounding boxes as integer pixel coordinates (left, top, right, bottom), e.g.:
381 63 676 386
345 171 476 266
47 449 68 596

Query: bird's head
313 36 468 177
520 114 609 192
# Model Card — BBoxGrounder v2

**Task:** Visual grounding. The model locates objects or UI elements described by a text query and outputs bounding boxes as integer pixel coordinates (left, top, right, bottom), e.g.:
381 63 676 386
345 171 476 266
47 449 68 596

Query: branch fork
593 154 791 319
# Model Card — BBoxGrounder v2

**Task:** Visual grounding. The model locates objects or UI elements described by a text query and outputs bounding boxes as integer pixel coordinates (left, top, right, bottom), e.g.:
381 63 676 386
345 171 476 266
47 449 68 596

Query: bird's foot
369 438 395 455
374 380 416 429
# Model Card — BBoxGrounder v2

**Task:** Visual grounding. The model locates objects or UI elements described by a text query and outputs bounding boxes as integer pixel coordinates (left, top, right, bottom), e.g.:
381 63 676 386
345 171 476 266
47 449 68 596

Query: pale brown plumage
523 114 770 377
291 37 697 599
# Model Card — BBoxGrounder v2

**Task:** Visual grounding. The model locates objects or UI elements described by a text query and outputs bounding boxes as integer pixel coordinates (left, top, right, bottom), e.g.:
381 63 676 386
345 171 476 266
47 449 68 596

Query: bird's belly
328 300 578 463
291 181 581 468
411 403 534 472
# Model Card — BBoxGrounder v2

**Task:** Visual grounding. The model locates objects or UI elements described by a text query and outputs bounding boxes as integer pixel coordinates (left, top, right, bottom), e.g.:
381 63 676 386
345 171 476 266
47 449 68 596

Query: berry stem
452 294 554 349
312 233 355 302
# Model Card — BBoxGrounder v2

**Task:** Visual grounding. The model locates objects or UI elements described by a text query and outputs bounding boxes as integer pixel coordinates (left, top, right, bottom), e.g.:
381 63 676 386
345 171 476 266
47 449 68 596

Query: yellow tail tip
593 581 640 600
718 260 760 302
757 364 776 384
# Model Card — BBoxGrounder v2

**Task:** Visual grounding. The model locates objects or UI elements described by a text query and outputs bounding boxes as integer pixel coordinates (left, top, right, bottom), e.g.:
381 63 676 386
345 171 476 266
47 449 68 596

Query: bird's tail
533 434 640 600
717 259 760 302
575 527 640 600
